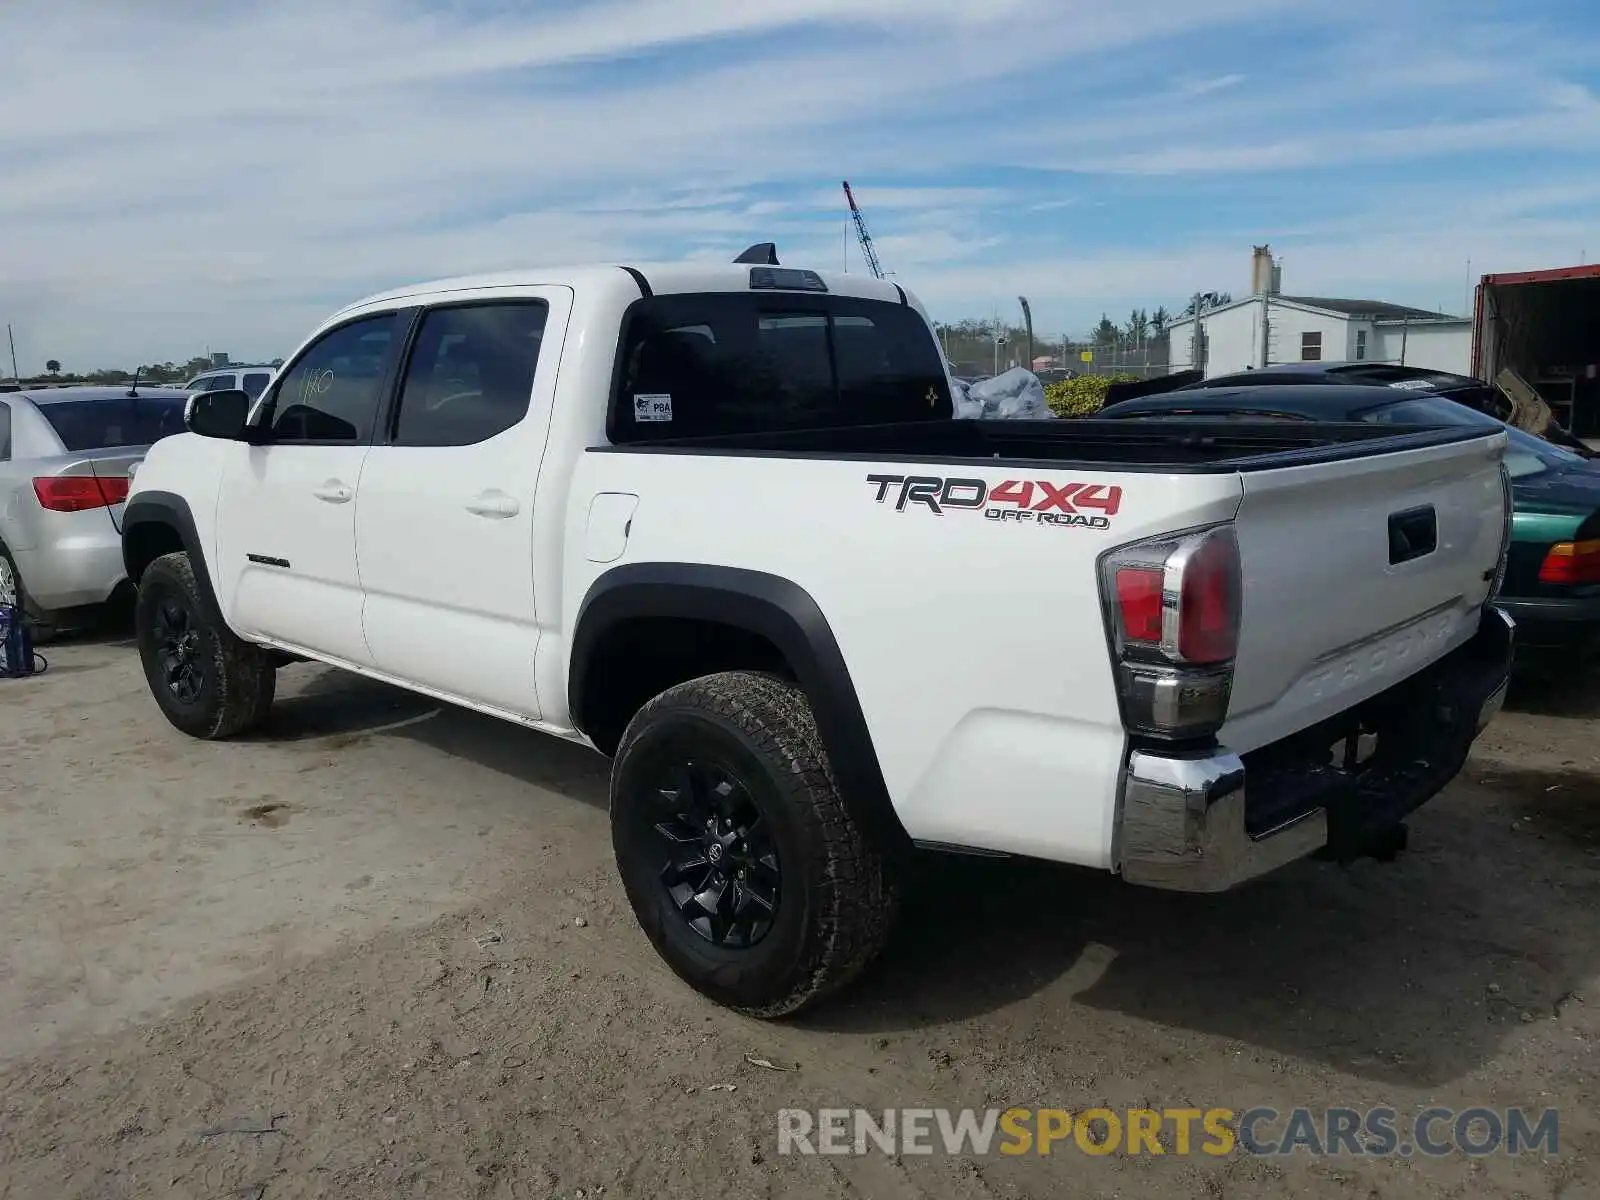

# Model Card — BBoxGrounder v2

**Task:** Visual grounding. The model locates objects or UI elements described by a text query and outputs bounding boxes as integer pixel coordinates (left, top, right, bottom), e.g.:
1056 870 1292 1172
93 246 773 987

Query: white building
1167 247 1473 379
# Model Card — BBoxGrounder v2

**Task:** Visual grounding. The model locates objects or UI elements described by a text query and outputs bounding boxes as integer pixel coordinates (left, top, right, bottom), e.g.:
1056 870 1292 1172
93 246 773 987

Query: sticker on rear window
634 393 673 422
1387 379 1436 390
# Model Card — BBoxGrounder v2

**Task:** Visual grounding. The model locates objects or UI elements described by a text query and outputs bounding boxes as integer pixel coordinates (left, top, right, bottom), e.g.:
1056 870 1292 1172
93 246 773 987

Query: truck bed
593 416 1497 471
581 411 1508 763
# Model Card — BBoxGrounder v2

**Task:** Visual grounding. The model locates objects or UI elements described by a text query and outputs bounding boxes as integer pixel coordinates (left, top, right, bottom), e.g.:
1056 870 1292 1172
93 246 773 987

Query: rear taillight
1538 539 1600 585
32 475 129 512
1100 524 1242 740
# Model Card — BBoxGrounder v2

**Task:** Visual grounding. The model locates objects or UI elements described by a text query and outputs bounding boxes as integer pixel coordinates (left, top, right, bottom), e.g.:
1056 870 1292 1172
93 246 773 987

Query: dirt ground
1 631 1597 1199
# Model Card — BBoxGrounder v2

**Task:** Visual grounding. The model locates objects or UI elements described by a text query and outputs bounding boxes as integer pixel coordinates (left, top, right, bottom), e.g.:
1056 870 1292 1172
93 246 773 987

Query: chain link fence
935 325 1173 382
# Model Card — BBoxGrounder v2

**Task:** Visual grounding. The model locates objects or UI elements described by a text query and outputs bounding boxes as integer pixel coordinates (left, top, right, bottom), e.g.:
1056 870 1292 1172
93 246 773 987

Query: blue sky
0 0 1597 369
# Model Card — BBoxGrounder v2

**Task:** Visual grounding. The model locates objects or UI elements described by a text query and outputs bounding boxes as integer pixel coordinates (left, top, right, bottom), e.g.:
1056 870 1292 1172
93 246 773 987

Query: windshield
1502 425 1586 479
1355 396 1502 428
38 394 189 450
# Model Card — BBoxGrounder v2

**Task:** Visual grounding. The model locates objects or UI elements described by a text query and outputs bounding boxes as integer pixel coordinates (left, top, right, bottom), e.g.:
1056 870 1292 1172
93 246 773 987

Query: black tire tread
139 551 276 739
616 669 899 1018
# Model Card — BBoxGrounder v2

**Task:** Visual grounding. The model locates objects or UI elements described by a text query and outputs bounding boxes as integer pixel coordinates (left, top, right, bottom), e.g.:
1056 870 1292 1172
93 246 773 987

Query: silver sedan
0 385 190 638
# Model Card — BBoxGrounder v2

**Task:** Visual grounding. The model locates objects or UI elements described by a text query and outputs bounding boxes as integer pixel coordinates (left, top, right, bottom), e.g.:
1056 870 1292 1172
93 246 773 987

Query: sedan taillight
32 475 129 512
1538 539 1600 585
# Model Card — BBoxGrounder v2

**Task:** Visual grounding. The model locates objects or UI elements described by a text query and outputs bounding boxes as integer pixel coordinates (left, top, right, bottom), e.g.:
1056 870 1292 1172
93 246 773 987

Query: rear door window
241 372 271 399
610 293 949 442
37 395 189 450
390 301 548 446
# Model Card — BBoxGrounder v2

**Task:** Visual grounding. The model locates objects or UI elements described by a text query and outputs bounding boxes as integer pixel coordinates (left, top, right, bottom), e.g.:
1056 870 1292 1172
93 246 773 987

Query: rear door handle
466 490 520 518
313 481 354 504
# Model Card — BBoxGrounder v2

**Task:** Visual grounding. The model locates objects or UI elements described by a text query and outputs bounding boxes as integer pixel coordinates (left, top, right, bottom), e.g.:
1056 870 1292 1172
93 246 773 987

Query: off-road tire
610 670 900 1017
135 551 276 739
0 543 58 644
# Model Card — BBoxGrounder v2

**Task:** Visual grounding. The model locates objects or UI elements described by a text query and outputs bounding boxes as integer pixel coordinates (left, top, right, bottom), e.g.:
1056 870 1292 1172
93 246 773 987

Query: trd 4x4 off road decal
865 474 1121 529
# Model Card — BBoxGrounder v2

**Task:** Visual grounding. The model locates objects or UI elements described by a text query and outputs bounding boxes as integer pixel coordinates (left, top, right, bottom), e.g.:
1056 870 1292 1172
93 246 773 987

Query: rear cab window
37 395 189 450
609 293 951 442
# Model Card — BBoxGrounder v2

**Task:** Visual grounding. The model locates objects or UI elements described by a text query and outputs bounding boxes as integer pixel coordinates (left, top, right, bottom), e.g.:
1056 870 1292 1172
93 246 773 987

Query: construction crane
842 180 886 280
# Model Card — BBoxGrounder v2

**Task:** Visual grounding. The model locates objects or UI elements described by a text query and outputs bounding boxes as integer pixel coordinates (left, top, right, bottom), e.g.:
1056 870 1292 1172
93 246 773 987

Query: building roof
1278 295 1454 320
1167 292 1463 327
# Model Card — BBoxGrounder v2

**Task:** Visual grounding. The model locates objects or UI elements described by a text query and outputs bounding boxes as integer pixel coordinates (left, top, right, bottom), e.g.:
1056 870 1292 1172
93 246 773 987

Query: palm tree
45 359 60 375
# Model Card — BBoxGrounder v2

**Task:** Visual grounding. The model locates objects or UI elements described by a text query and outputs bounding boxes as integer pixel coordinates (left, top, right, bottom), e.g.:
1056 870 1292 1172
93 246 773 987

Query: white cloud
1175 73 1246 98
0 0 1594 366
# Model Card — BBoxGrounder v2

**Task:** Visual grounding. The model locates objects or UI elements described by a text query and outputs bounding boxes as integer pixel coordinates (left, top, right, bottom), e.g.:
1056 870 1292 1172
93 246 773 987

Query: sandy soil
1 632 1596 1199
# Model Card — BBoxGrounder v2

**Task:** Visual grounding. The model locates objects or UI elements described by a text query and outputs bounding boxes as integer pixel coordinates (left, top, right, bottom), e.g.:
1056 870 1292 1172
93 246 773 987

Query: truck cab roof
334 262 920 322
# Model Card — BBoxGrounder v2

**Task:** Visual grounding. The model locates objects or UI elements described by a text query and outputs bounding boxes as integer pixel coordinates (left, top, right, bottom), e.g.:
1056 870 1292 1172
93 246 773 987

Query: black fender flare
570 563 908 853
122 490 223 619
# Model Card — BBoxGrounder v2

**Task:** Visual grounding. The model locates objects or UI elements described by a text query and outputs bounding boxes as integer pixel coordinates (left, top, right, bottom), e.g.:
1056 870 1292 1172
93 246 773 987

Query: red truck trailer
1473 263 1600 440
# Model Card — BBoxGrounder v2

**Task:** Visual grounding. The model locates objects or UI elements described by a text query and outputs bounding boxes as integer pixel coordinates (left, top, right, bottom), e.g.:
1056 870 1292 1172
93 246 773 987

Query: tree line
18 356 282 386
933 290 1234 371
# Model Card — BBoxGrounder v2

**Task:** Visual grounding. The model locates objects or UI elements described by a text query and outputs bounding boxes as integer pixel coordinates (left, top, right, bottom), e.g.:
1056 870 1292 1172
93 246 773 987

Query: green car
1496 427 1600 660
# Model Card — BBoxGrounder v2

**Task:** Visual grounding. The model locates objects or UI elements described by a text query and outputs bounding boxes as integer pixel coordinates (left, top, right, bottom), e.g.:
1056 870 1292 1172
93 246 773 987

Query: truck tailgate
1221 431 1507 754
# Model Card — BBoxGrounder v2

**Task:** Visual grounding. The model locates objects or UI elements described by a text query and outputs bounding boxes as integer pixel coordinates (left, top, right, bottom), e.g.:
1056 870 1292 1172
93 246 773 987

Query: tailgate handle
1388 505 1438 565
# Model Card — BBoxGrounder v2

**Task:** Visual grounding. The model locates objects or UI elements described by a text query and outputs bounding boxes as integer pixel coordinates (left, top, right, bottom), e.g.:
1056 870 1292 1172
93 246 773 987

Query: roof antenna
126 368 141 398
734 242 779 266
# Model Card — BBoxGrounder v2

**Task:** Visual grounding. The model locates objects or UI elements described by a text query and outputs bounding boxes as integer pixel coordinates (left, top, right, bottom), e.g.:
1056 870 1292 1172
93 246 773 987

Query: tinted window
392 302 547 447
1503 426 1586 479
1437 384 1512 421
1356 397 1500 428
0 401 9 459
1329 364 1480 390
241 372 271 399
611 293 949 442
37 395 188 450
266 315 398 443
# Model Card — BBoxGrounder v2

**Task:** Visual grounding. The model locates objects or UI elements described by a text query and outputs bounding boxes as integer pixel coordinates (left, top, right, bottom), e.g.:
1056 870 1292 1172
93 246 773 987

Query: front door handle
313 480 354 504
466 490 520 518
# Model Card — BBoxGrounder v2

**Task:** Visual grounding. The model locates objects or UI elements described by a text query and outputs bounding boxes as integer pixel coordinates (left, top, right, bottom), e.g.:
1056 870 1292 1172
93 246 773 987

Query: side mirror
184 389 251 440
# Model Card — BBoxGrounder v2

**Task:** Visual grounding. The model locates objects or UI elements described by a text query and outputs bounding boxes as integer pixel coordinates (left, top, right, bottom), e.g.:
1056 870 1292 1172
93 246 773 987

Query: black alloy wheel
134 551 276 740
152 591 205 705
609 671 901 1016
651 758 781 948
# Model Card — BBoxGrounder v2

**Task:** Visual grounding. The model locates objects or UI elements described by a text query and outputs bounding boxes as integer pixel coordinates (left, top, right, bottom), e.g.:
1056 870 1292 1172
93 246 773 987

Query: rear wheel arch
570 563 909 855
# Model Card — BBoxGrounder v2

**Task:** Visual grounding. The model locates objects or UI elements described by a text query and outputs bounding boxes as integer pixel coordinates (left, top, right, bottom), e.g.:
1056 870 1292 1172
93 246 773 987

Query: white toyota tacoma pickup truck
122 251 1515 1016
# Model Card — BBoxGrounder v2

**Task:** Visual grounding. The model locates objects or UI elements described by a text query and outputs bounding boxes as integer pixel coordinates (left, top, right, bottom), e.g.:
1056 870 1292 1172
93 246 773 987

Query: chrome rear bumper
1117 606 1514 893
